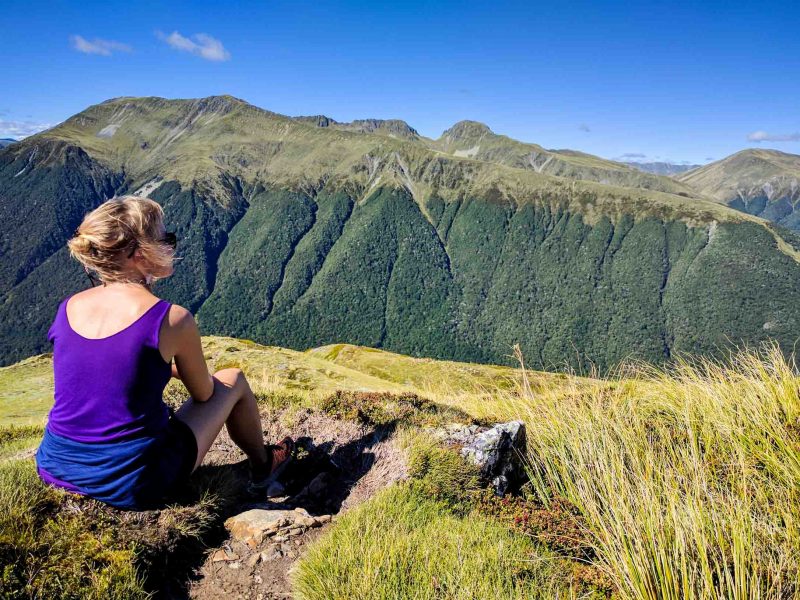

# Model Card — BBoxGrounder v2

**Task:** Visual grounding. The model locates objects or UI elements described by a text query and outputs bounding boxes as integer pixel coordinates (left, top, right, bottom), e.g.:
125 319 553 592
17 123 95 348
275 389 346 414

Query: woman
35 195 293 510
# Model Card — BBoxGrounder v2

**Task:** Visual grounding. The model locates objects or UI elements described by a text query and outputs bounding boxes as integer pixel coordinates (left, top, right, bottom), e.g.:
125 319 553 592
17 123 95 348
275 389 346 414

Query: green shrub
318 390 469 427
406 438 480 509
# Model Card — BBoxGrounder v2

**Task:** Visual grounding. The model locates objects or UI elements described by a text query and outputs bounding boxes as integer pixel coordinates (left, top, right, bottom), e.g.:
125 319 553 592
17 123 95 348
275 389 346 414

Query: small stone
254 575 263 585
266 481 285 497
260 549 282 561
246 537 259 550
225 509 302 542
246 553 261 568
293 507 311 517
273 535 288 542
293 539 302 546
304 473 328 496
228 561 241 569
314 514 332 524
287 527 303 536
211 548 239 562
298 516 316 528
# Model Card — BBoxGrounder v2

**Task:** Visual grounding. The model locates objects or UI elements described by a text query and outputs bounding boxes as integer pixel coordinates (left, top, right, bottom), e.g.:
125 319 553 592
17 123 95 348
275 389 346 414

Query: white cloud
156 31 231 61
70 35 132 56
747 130 800 142
0 120 55 139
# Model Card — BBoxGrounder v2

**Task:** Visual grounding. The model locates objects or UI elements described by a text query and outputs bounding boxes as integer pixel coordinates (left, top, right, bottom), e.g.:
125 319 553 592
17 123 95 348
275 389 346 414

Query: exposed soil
179 407 407 600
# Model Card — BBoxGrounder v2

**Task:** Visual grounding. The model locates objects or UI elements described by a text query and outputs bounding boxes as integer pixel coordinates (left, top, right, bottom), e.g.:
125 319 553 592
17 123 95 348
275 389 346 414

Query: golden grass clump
510 343 800 600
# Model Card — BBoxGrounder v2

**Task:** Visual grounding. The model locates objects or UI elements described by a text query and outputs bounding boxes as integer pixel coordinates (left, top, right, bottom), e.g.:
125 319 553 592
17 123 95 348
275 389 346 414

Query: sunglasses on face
127 231 178 259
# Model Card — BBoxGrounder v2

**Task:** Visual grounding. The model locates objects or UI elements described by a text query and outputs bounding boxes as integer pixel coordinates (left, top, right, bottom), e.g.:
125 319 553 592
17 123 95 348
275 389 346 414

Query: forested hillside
1 95 799 371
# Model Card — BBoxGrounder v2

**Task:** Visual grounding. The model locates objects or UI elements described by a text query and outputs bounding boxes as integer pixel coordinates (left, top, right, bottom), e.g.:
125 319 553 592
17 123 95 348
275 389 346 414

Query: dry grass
502 343 800 599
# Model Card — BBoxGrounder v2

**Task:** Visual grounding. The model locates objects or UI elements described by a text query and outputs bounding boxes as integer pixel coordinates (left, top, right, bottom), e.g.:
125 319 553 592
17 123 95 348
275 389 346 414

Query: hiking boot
247 436 295 497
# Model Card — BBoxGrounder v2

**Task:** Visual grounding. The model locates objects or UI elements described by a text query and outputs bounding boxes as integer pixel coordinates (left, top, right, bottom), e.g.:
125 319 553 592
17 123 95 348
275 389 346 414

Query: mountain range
623 161 700 176
677 149 800 231
1 95 799 370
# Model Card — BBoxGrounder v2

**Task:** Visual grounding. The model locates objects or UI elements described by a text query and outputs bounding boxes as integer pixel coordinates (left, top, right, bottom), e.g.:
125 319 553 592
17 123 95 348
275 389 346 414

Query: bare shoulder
165 304 197 332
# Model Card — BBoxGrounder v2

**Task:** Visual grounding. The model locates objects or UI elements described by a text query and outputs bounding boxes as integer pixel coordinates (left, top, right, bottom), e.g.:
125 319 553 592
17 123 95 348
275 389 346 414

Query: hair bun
68 231 94 255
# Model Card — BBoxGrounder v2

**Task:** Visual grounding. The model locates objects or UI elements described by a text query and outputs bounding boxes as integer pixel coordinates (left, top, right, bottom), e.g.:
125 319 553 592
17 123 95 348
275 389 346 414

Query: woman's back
35 287 184 509
35 195 293 510
46 289 173 442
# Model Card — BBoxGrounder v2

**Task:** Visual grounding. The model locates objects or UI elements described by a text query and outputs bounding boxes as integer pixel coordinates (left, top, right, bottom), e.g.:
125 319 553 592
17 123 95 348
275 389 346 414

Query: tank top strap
141 299 172 350
47 294 73 344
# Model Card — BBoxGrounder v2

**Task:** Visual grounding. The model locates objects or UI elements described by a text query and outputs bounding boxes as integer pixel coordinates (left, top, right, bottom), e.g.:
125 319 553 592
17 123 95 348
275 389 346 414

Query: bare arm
164 306 214 402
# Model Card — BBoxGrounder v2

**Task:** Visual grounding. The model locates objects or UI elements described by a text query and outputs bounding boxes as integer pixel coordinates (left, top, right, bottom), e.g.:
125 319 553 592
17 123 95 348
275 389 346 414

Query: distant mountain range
0 139 16 148
677 149 800 231
1 95 799 371
624 161 700 176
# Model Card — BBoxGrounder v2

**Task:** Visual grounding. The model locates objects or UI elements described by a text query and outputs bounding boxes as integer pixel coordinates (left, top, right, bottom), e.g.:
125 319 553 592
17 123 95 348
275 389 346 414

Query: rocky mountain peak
439 120 493 144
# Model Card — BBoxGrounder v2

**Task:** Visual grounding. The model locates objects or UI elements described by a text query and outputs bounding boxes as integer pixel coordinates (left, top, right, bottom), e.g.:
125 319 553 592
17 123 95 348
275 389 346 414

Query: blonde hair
67 195 175 284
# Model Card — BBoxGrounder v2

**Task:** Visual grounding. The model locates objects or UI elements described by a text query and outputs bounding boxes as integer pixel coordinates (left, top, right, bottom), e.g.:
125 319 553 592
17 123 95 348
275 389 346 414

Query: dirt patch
184 407 408 600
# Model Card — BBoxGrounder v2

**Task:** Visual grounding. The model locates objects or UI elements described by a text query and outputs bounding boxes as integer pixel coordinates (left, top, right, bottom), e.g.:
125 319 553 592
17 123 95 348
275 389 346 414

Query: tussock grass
0 460 146 599
293 484 570 600
508 344 800 599
0 430 238 599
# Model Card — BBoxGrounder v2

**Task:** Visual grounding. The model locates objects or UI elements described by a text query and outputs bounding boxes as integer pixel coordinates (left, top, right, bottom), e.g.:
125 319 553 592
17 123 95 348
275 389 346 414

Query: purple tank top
46 295 173 443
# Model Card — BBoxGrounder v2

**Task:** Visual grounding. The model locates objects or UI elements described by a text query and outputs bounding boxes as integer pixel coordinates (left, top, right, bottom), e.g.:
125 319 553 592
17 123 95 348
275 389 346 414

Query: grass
1 338 799 598
293 484 571 600
0 441 239 599
0 354 54 426
0 460 146 599
505 344 800 599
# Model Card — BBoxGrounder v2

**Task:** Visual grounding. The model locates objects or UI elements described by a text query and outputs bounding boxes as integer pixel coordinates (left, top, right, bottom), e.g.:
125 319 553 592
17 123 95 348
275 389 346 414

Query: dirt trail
181 408 407 600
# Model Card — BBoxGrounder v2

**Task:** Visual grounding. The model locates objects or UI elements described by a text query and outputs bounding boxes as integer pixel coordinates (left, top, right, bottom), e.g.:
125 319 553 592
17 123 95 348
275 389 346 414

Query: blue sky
2 0 799 164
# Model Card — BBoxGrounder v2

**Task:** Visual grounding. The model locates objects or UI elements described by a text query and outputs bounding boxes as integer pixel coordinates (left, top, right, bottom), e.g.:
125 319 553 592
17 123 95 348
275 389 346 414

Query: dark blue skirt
35 415 197 510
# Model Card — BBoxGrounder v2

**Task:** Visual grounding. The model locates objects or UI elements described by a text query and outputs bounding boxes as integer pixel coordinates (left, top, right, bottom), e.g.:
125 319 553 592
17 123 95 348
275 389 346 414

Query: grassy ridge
1 338 798 598
292 344 800 599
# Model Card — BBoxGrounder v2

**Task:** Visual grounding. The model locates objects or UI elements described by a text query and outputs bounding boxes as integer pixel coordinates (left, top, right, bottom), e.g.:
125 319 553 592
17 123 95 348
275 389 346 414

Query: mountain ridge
2 95 800 371
677 148 800 230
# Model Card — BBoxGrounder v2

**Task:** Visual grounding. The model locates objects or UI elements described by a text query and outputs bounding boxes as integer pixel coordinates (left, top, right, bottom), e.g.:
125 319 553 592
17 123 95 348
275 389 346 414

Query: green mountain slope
1 95 799 371
678 149 800 230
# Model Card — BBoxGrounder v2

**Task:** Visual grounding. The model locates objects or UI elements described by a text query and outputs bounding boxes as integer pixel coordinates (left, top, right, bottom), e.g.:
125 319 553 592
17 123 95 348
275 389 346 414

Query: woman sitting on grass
35 195 293 510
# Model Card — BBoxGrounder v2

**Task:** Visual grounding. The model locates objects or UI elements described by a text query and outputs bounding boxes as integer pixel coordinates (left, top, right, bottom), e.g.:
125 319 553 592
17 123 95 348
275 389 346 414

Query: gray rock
447 421 527 495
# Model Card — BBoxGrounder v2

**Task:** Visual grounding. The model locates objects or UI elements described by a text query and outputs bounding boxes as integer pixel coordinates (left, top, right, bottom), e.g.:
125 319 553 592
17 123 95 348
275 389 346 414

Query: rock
287 527 303 536
211 548 239 562
225 509 301 543
293 507 311 517
261 549 282 561
273 535 288 542
447 421 527 495
298 516 317 528
245 553 261 568
314 514 332 524
306 473 329 496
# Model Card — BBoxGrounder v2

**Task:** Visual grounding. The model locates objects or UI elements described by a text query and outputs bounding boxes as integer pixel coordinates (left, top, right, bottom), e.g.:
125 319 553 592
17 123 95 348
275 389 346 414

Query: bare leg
174 367 268 472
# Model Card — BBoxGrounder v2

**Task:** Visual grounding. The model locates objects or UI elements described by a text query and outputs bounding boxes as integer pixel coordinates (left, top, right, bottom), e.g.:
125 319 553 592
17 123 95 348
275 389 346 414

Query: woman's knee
213 367 248 390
